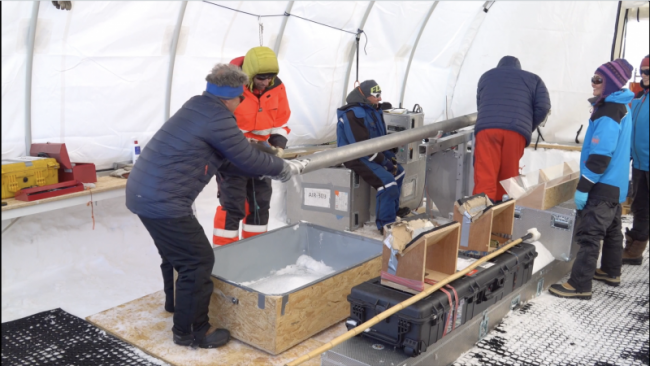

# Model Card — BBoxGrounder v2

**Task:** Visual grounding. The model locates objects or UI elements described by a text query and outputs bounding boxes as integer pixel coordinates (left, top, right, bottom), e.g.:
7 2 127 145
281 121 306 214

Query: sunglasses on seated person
591 75 603 85
641 69 650 76
369 92 381 98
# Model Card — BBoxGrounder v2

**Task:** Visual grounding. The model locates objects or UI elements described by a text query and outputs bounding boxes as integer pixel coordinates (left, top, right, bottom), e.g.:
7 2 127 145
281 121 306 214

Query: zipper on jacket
632 94 647 165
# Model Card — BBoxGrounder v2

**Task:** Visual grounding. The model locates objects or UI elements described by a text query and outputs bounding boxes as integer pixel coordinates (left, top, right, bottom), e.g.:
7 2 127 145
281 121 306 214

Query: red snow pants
472 129 526 202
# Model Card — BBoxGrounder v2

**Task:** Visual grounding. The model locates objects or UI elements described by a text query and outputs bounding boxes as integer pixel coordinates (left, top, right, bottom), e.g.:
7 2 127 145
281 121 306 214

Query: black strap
575 124 583 144
534 126 545 150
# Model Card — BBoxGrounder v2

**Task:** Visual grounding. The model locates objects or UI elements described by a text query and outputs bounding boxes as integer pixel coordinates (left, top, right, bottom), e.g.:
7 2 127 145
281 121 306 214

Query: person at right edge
472 56 551 203
337 80 410 234
624 55 649 265
550 59 634 299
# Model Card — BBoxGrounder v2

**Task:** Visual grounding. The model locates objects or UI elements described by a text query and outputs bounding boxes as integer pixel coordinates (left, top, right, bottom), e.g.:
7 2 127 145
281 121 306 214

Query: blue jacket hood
604 89 635 104
497 56 521 70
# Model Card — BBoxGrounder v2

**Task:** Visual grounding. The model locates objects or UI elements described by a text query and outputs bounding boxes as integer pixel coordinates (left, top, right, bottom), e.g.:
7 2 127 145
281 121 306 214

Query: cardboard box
380 220 461 294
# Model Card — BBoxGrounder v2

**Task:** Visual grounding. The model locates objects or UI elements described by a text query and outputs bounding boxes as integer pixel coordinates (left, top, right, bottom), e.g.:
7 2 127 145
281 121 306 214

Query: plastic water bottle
132 137 141 164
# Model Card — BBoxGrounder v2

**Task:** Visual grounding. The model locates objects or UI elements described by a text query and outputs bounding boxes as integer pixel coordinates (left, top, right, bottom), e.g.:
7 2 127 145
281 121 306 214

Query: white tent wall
3 1 623 164
451 1 619 144
1 1 32 159
28 2 180 169
404 1 484 124
276 1 370 145
344 2 434 118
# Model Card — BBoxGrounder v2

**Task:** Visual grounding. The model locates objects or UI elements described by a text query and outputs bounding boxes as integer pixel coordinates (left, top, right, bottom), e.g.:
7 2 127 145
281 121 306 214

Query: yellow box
1 157 60 199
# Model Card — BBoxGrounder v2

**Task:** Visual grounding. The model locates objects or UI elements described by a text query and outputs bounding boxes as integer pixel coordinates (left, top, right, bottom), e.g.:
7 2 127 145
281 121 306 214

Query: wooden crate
502 162 579 211
380 222 461 294
454 200 516 254
208 257 381 355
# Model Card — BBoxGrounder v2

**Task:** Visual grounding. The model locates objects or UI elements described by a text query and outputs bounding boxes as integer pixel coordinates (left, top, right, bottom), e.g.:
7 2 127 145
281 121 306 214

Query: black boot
396 207 411 218
173 333 194 347
197 328 230 349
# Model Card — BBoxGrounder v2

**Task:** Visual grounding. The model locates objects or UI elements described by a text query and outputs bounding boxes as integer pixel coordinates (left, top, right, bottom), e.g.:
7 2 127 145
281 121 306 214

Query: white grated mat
453 243 649 366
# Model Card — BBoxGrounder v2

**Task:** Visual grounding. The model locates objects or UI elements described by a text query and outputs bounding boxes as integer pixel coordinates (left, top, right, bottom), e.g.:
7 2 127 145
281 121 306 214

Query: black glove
379 102 393 111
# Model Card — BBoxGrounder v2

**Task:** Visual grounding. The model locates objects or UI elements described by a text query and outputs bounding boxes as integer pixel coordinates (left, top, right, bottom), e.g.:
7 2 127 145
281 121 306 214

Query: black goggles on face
641 69 650 76
591 75 603 85
254 74 275 81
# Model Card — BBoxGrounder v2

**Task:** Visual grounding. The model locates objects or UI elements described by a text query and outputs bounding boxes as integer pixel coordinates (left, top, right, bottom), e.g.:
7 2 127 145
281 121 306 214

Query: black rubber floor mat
454 245 650 366
1 308 168 365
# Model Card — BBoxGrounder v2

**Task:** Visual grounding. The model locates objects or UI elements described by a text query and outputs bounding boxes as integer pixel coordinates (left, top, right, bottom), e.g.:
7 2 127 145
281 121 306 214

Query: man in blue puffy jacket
473 56 551 202
337 80 408 233
126 64 305 349
550 59 634 300
623 55 649 265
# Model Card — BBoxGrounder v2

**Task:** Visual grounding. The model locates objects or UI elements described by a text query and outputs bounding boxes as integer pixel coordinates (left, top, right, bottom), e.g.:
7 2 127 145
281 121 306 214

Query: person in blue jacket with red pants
337 80 409 234
624 55 649 265
550 59 634 299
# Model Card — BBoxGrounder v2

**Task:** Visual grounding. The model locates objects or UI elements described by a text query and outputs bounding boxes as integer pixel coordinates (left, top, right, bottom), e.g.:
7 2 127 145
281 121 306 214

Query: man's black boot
172 333 194 347
197 328 230 349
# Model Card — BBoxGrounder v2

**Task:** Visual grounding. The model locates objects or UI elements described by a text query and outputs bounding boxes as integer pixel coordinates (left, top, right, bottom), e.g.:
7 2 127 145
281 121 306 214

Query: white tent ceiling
2 1 624 169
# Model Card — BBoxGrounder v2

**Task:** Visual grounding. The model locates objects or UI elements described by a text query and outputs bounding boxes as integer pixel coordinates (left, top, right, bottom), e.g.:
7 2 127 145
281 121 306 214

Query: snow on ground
1 178 288 323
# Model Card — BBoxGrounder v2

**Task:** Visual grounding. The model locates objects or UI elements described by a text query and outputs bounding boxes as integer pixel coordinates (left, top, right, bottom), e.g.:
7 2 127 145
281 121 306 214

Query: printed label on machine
304 188 331 208
401 179 415 199
334 190 348 211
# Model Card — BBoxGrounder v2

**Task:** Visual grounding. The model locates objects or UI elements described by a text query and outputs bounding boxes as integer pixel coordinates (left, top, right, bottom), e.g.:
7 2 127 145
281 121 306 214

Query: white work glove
274 147 284 158
272 159 308 183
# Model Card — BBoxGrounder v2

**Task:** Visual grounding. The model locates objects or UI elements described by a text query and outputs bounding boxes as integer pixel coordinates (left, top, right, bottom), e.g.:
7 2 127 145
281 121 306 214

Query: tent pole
25 1 40 156
445 1 493 120
399 1 438 109
164 1 188 121
341 1 375 106
273 1 294 55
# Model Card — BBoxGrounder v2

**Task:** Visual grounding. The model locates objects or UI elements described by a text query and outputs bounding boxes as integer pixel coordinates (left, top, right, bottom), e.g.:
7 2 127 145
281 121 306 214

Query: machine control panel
383 111 424 164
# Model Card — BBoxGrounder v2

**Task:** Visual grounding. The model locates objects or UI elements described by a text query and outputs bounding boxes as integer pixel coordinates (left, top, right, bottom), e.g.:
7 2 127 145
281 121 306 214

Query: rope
202 1 359 35
86 189 95 230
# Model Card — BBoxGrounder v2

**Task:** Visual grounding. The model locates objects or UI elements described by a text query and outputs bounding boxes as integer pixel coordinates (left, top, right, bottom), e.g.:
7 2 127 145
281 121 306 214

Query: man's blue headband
206 82 244 99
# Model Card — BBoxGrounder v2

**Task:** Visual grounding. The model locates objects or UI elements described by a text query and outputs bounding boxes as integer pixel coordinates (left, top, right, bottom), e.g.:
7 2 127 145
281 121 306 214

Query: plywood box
207 223 382 355
453 199 516 256
380 221 461 294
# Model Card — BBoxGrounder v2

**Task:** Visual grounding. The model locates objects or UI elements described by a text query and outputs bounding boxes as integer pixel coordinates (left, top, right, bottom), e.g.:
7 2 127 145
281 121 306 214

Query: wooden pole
527 143 582 152
285 230 537 366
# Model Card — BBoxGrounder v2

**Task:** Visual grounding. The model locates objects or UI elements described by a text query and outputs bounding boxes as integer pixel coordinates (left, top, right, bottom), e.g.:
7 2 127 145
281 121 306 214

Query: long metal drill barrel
301 112 478 174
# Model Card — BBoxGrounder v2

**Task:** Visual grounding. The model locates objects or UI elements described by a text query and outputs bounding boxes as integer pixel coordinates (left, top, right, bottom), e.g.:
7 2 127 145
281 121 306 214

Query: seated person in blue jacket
337 80 409 234
550 59 634 300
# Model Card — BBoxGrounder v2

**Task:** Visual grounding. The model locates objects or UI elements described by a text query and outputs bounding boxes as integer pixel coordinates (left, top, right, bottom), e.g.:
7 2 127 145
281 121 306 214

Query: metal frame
273 1 294 55
1 188 125 221
399 2 439 108
25 1 40 156
164 1 188 121
341 1 375 106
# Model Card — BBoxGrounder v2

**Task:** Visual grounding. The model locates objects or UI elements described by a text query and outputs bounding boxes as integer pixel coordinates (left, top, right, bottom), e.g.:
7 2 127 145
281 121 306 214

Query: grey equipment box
421 129 475 218
383 111 424 164
286 167 371 231
512 199 579 261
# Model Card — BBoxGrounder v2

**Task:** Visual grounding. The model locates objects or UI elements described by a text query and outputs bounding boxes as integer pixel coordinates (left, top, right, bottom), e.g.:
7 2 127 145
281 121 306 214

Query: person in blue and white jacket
623 55 650 265
337 80 410 234
550 59 634 300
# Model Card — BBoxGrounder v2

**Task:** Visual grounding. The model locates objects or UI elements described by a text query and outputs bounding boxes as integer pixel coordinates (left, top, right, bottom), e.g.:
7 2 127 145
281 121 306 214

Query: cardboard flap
454 194 493 223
